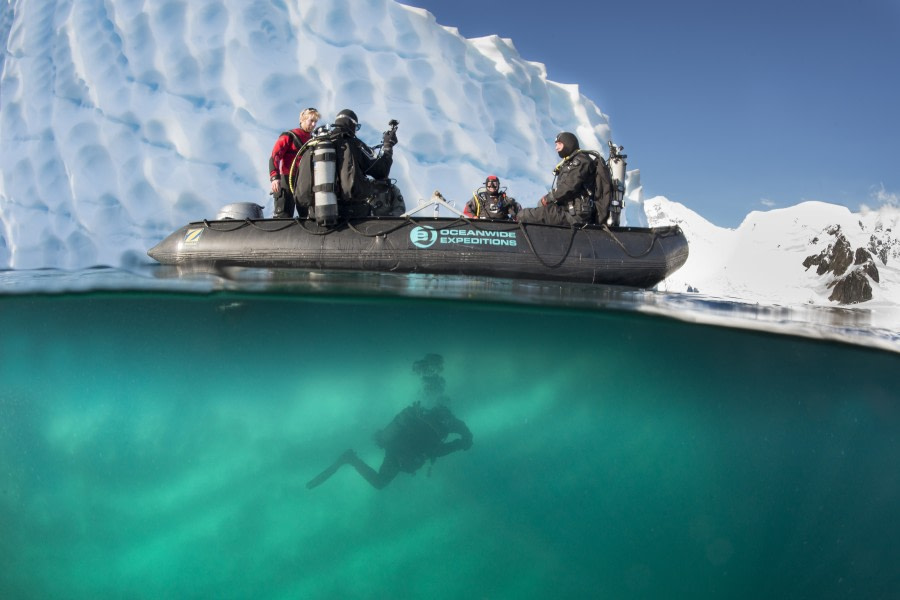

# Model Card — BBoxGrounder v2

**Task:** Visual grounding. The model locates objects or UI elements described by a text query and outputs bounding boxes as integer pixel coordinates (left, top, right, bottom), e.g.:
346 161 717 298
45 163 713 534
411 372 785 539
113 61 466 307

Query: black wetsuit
306 403 473 490
519 151 596 226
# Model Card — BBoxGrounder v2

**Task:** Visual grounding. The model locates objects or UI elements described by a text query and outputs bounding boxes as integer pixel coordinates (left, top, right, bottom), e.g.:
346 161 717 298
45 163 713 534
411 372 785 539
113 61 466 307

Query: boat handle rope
346 218 417 237
516 222 581 269
200 219 298 233
293 218 340 236
602 225 684 259
200 219 251 231
248 219 299 232
345 215 515 238
601 226 659 259
199 215 674 264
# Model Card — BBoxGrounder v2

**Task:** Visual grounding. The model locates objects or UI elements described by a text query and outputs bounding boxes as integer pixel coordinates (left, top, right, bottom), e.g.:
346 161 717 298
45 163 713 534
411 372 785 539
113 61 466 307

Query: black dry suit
374 402 473 473
294 126 395 219
468 190 521 220
538 131 612 226
546 149 615 226
547 151 597 224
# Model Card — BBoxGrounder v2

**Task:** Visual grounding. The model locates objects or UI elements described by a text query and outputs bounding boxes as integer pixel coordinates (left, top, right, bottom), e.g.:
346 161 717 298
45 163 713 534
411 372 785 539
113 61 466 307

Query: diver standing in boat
464 175 522 220
294 109 399 222
519 132 604 226
306 401 473 490
269 107 320 219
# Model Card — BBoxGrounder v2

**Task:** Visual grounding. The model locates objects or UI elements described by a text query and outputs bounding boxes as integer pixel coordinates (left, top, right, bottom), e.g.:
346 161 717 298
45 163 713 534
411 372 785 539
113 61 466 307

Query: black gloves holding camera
382 129 398 154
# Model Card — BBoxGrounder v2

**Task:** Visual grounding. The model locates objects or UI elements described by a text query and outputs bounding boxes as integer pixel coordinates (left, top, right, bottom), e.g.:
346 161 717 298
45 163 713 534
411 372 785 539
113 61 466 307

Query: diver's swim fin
306 450 354 489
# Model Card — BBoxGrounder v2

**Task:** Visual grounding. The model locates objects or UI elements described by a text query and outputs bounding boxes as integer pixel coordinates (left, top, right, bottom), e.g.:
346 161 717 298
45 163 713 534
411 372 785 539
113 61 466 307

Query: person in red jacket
269 107 320 218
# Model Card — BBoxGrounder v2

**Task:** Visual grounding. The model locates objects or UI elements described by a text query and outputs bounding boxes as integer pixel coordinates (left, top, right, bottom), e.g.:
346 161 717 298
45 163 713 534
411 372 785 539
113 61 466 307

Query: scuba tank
607 141 627 227
312 139 338 226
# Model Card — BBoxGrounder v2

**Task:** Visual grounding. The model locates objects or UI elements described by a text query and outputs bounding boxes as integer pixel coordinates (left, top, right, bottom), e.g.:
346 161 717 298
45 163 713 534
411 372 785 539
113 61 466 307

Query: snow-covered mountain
647 197 900 317
0 0 897 328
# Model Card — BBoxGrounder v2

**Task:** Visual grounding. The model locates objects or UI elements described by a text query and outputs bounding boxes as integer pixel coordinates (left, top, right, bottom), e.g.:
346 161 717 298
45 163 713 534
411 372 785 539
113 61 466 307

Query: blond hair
299 108 320 123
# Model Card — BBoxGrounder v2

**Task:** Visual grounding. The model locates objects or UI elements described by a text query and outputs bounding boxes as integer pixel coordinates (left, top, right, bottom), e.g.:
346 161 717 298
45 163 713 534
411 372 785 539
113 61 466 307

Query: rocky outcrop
855 247 880 282
803 228 854 276
826 270 872 304
868 226 899 266
803 226 879 304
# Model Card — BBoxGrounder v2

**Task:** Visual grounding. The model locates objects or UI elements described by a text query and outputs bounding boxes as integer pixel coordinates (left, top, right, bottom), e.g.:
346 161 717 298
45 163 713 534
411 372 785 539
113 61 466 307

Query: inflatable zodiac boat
148 200 689 288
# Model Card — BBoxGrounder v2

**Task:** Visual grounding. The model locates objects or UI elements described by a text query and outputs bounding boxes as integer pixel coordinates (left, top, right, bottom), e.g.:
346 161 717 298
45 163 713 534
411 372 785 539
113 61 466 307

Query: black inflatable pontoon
148 213 688 288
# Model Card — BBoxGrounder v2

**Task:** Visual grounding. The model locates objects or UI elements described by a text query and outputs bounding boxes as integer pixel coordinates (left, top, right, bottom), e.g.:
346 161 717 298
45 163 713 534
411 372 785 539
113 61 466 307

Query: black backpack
578 150 613 224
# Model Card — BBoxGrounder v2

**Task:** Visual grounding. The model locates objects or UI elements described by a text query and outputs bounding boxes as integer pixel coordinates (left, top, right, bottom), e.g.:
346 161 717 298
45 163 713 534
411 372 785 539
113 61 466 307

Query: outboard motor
607 141 628 227
215 202 263 220
312 139 338 226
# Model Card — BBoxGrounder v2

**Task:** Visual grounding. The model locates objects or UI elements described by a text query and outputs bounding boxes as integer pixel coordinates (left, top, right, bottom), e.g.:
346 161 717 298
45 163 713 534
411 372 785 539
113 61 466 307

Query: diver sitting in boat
292 109 401 225
519 132 613 227
306 401 473 490
464 175 521 221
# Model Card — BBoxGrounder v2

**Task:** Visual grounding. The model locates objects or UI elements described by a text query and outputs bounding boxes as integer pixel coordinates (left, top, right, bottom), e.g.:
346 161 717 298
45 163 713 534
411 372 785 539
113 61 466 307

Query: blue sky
401 0 900 227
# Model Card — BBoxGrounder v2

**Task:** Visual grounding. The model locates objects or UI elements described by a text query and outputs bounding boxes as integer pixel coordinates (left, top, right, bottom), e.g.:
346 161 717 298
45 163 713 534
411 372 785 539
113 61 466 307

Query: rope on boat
345 215 519 238
198 215 679 266
245 219 298 232
602 226 657 259
201 219 251 231
602 225 683 259
517 221 680 266
294 218 339 236
346 218 416 237
201 218 299 232
517 221 581 268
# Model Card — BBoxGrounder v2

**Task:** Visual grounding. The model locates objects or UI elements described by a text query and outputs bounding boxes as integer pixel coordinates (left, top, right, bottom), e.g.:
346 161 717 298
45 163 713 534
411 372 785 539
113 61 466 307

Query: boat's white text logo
410 226 517 248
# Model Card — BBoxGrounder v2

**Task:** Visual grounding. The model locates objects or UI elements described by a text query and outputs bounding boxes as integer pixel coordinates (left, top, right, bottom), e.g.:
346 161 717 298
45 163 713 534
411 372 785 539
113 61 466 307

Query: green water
0 291 897 599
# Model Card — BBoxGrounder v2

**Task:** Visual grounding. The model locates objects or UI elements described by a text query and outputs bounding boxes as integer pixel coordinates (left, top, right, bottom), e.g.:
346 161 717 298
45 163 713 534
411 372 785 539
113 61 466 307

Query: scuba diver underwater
306 355 473 490
306 401 473 490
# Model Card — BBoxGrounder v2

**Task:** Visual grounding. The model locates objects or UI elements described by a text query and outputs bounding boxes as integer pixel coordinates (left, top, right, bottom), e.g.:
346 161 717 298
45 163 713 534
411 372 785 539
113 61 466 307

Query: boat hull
148 217 688 288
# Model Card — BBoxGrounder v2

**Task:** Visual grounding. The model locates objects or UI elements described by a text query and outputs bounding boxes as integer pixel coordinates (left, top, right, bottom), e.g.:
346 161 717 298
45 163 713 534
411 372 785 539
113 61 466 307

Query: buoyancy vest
470 190 517 219
374 402 455 471
551 149 614 223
